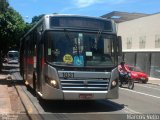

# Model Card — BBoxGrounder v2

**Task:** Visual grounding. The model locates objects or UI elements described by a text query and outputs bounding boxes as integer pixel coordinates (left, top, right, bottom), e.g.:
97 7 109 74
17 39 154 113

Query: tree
0 0 9 12
31 13 58 24
31 14 45 24
0 7 27 51
0 0 9 71
0 7 28 71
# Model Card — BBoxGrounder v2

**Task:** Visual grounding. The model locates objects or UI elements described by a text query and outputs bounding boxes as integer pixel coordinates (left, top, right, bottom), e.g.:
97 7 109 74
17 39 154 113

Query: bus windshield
45 31 115 67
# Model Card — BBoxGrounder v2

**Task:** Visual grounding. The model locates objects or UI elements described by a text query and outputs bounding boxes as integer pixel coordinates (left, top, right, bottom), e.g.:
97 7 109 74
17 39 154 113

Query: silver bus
20 14 122 101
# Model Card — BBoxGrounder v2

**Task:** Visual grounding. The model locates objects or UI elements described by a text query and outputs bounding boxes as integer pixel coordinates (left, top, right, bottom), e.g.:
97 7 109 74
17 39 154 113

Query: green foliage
0 1 30 71
0 0 9 12
0 7 27 54
31 14 45 24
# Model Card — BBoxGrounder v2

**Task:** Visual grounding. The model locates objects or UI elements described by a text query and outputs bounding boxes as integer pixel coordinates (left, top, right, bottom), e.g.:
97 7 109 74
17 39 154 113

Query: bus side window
46 32 53 62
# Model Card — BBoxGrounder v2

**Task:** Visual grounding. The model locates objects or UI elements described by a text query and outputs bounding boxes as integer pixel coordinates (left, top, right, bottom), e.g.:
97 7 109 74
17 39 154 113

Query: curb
0 75 8 80
11 74 43 120
15 86 43 120
147 82 160 86
0 74 12 80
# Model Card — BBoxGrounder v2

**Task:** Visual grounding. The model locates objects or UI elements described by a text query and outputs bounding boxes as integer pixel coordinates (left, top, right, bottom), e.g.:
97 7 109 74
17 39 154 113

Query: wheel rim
128 80 134 89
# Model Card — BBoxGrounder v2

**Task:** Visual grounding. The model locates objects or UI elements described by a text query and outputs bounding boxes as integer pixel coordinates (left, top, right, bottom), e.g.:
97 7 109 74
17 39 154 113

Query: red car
125 65 148 83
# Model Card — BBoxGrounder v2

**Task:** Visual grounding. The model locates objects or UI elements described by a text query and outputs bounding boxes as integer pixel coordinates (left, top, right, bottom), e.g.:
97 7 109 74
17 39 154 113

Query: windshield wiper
63 29 80 57
64 29 71 41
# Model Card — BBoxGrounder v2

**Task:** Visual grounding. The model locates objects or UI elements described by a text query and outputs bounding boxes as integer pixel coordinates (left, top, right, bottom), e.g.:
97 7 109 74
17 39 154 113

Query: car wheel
139 80 143 84
128 79 134 89
142 80 147 84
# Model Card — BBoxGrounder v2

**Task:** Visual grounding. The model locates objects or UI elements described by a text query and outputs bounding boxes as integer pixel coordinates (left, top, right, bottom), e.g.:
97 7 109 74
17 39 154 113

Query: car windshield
45 31 115 67
8 51 19 59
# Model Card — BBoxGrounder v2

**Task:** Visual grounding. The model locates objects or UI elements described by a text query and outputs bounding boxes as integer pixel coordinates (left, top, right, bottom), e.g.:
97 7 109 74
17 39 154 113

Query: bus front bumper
42 84 118 100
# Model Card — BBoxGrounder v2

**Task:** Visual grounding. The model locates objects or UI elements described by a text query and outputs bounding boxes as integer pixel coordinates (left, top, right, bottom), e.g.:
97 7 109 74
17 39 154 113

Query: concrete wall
117 13 160 79
117 13 160 52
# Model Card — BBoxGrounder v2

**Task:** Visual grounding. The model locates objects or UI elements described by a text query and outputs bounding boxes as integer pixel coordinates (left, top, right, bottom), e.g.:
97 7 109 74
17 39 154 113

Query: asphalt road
113 83 160 114
6 65 160 120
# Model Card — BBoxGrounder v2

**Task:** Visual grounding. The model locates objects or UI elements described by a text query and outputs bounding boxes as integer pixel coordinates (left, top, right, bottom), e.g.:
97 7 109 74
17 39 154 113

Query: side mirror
117 36 122 56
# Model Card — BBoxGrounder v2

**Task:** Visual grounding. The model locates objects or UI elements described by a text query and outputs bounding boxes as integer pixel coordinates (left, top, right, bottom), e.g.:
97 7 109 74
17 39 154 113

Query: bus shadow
0 79 24 86
39 99 124 113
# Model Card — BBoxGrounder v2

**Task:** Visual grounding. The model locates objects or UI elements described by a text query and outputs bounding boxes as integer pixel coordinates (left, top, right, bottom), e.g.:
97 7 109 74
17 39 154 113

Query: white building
117 13 160 79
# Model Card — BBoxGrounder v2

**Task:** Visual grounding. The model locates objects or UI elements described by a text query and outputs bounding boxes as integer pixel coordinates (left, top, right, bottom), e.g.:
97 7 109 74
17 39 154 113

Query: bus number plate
63 72 74 78
79 94 93 99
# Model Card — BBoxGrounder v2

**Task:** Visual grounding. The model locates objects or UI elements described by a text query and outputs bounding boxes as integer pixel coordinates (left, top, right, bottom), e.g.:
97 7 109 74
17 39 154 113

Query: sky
9 0 160 23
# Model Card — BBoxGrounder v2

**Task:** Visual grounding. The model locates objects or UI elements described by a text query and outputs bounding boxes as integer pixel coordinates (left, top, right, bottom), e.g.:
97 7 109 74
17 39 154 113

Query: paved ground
0 73 160 114
0 68 160 120
0 77 24 113
148 77 160 85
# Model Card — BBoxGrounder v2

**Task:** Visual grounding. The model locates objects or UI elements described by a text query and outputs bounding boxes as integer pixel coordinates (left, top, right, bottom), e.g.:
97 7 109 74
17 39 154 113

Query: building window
155 35 160 48
124 52 136 66
150 53 160 79
136 52 150 74
139 36 146 49
126 37 132 49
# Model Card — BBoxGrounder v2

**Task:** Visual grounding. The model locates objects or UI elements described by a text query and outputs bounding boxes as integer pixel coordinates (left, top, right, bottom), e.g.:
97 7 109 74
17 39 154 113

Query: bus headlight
49 79 59 88
112 80 117 86
50 80 57 87
111 79 118 89
45 76 59 89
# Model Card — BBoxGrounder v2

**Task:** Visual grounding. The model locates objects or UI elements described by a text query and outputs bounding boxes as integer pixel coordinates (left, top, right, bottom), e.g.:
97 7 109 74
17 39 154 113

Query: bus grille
60 79 109 91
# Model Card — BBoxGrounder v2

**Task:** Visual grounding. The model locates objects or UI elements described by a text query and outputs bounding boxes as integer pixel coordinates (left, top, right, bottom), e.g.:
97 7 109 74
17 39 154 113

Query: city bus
20 14 122 101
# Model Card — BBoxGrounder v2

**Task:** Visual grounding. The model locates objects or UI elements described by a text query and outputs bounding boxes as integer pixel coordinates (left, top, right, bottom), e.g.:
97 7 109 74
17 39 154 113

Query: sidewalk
0 74 12 114
0 74 8 80
148 77 160 86
0 74 26 115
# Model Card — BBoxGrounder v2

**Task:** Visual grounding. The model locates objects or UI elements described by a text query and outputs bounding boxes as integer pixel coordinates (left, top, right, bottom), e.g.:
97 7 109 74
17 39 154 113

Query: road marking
120 88 160 99
123 107 140 114
136 84 160 91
